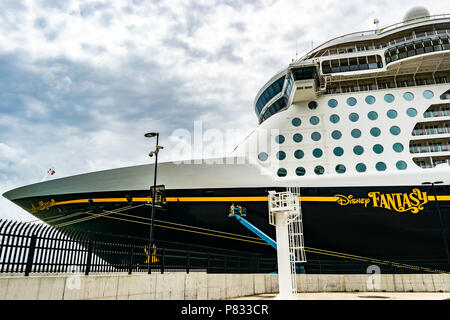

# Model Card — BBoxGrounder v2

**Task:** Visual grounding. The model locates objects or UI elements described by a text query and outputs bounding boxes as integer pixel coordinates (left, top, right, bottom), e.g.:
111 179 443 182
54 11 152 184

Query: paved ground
232 292 450 300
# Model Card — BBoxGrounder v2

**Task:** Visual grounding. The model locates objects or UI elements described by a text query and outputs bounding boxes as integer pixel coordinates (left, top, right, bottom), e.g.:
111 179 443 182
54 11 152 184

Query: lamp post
145 132 163 253
422 181 450 271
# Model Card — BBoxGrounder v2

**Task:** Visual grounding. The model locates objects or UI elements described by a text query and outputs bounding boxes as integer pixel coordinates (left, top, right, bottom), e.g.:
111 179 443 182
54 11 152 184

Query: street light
422 181 450 271
145 132 164 258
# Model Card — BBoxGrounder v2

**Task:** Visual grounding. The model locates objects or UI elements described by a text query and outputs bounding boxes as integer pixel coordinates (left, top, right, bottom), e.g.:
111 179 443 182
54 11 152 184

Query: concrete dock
0 272 449 300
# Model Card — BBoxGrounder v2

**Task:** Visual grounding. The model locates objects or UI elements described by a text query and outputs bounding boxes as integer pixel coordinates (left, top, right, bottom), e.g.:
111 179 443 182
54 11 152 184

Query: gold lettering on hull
29 199 56 214
336 189 428 213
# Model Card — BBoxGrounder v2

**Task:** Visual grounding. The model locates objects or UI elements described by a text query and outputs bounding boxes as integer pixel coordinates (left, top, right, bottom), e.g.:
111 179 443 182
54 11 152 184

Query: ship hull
8 184 450 272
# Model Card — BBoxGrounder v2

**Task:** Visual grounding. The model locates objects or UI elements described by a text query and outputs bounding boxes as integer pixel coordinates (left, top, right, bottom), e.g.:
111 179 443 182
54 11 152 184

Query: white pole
275 211 296 299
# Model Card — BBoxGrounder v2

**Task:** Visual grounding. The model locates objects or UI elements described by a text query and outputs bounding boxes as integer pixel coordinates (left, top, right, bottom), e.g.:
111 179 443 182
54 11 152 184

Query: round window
351 129 361 138
308 101 318 110
329 114 340 124
384 94 395 103
312 148 323 158
277 168 287 177
347 97 357 106
294 150 304 159
295 167 306 176
365 95 376 105
353 145 364 155
349 113 359 122
423 90 434 99
396 161 407 170
293 133 303 143
368 111 378 120
310 116 320 125
393 143 404 153
292 118 301 127
403 92 414 101
407 108 417 117
276 151 286 160
387 109 398 119
335 164 346 174
333 147 344 156
331 130 342 140
314 165 325 175
275 135 285 144
328 99 338 108
390 126 401 135
373 144 384 154
376 162 387 171
370 127 381 137
311 132 321 141
258 152 268 161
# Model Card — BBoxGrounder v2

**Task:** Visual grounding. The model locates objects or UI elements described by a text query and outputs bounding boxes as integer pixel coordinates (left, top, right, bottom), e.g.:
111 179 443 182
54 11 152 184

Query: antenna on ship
374 18 379 32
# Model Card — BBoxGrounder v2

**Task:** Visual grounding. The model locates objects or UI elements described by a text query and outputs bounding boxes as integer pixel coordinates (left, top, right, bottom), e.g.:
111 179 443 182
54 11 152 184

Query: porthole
292 118 301 127
393 143 404 153
328 99 338 108
335 164 346 174
333 147 344 156
396 161 407 170
390 126 401 135
351 129 361 138
308 101 318 110
276 151 286 160
407 108 417 117
384 94 395 103
310 116 320 125
258 152 268 161
423 90 434 99
370 127 381 137
373 144 384 154
368 111 378 120
347 97 357 106
353 145 364 155
293 133 303 143
349 113 359 122
356 163 366 172
294 150 304 159
365 95 376 105
387 109 398 119
312 148 323 158
295 167 306 176
275 135 285 144
376 162 387 171
403 92 414 101
329 114 340 124
331 130 342 140
314 165 325 175
277 168 287 177
311 132 321 141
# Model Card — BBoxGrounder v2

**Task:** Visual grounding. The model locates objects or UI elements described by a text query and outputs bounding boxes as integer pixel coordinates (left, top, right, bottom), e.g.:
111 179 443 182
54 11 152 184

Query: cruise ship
3 7 450 271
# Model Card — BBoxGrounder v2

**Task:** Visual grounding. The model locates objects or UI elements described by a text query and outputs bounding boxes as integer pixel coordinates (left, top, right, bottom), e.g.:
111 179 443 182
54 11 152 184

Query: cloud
1 0 450 221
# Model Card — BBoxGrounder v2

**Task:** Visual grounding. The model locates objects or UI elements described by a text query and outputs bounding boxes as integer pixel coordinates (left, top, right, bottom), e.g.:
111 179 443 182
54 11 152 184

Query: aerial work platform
229 187 306 299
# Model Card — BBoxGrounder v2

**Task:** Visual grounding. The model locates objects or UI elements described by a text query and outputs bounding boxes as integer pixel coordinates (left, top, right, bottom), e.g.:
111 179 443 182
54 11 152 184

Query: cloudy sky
1 0 449 221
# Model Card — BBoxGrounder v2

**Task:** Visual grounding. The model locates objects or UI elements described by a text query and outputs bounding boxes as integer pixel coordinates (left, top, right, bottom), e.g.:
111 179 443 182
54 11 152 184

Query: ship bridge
254 7 450 125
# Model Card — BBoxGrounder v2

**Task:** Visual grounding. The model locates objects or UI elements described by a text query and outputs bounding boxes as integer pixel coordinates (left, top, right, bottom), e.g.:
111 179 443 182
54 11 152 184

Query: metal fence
0 219 447 276
0 219 276 276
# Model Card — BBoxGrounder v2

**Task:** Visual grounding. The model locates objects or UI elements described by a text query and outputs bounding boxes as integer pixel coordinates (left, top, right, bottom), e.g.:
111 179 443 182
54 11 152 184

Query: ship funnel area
403 6 430 24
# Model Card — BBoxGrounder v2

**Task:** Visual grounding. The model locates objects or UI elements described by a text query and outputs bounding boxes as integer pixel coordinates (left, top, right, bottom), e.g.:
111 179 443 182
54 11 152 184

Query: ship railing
303 14 450 60
324 76 449 96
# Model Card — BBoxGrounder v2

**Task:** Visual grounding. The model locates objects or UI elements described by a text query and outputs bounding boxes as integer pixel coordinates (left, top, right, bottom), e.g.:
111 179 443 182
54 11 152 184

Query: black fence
0 219 447 275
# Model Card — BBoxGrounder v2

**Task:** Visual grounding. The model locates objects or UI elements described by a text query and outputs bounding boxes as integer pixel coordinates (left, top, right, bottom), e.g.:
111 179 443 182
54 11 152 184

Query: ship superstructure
3 7 450 272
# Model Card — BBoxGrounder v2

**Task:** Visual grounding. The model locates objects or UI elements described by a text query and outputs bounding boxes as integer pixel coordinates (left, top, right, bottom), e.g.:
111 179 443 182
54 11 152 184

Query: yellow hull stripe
52 194 450 207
